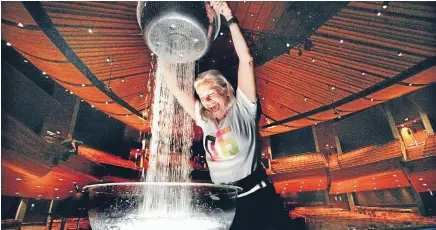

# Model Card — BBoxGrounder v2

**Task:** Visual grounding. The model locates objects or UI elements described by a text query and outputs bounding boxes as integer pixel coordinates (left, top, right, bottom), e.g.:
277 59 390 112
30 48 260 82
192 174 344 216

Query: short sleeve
194 100 205 128
236 88 257 116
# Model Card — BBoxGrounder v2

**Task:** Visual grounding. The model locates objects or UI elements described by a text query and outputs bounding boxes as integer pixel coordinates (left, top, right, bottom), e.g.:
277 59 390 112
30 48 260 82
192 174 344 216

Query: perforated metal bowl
137 1 221 63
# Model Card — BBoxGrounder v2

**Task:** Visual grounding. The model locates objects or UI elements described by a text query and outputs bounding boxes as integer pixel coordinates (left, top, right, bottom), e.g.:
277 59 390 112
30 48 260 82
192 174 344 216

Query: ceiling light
340 39 344 43
398 185 401 187
219 32 223 36
312 58 315 62
38 195 42 197
408 83 412 87
304 97 308 101
24 60 28 63
126 114 129 117
70 191 73 193
419 178 423 181
423 184 427 186
374 188 376 190
55 188 58 191
37 185 40 188
393 175 396 177
398 52 403 56
372 178 375 180
56 197 60 199
6 42 11 46
272 18 275 21
70 91 73 95
377 12 382 16
80 99 84 102
88 28 93 33
15 192 19 195
286 43 290 47
251 14 253 16
42 72 47 75
18 23 24 27
370 98 374 101
59 178 63 181
105 102 108 104
405 117 409 121
91 105 95 108
354 190 356 192
382 2 389 9
65 89 68 92
362 72 365 75
106 57 111 62
16 178 23 181
121 77 125 82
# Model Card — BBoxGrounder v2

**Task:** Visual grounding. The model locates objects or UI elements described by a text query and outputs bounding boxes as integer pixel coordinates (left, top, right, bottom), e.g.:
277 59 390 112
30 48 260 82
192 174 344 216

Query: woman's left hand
210 1 233 21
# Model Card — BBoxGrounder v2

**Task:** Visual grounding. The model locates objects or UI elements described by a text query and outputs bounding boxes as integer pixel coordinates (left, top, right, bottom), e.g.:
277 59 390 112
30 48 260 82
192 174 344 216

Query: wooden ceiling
1 1 435 137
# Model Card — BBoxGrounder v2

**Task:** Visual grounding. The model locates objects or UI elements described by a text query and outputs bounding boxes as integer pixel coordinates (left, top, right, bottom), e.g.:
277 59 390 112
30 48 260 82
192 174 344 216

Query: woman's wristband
227 17 238 27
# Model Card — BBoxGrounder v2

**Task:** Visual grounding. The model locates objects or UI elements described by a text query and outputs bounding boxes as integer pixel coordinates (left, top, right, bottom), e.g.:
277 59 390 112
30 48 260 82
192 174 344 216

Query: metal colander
137 1 221 63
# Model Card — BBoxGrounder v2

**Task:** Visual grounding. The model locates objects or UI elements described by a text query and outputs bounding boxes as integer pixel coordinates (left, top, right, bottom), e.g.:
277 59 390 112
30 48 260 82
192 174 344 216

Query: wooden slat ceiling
1 1 435 136
257 1 436 136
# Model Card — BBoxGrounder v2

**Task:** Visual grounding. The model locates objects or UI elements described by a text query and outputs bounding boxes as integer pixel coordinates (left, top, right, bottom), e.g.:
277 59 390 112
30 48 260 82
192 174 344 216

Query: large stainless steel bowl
137 1 221 63
84 182 242 230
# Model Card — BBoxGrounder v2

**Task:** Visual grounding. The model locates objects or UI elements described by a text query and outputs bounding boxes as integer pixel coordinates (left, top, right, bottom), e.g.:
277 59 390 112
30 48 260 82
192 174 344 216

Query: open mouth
208 104 220 113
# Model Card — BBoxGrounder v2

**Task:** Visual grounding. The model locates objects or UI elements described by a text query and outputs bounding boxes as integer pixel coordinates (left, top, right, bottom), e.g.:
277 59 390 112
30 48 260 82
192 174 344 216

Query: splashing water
141 58 195 217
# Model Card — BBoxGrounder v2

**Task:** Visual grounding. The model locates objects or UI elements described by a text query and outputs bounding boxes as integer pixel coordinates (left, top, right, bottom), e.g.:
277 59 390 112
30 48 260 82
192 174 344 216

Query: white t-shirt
195 88 260 184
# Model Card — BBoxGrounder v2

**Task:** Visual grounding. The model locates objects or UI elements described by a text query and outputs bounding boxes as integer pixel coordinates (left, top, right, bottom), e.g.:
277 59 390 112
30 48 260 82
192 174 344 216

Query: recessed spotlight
38 195 42 197
331 86 335 90
312 58 315 62
398 52 403 56
18 23 24 28
56 197 60 199
81 84 85 87
393 175 396 177
377 12 382 16
362 72 365 75
15 192 19 195
54 188 58 191
423 184 427 186
70 190 73 193
37 185 40 188
106 57 110 62
408 83 412 87
340 39 344 43
88 28 93 33
6 42 12 46
105 102 108 104
121 77 125 82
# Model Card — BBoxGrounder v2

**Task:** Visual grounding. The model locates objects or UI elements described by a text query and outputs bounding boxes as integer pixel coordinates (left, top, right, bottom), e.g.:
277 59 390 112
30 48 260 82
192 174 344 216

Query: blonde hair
194 70 236 122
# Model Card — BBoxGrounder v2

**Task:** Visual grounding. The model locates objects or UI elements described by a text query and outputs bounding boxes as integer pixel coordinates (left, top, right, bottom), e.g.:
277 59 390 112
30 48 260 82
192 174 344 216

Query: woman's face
196 80 229 120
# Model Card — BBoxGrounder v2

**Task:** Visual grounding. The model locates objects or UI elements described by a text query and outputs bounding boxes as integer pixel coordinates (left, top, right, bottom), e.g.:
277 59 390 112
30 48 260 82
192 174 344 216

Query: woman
163 2 290 229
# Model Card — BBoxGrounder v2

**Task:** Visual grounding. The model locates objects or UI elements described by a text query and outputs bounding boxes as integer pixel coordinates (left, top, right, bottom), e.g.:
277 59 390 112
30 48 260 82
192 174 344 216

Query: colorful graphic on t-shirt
205 126 240 161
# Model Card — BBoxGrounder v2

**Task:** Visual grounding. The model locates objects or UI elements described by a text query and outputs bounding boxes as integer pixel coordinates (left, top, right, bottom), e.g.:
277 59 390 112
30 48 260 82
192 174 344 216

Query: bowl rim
83 182 243 193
